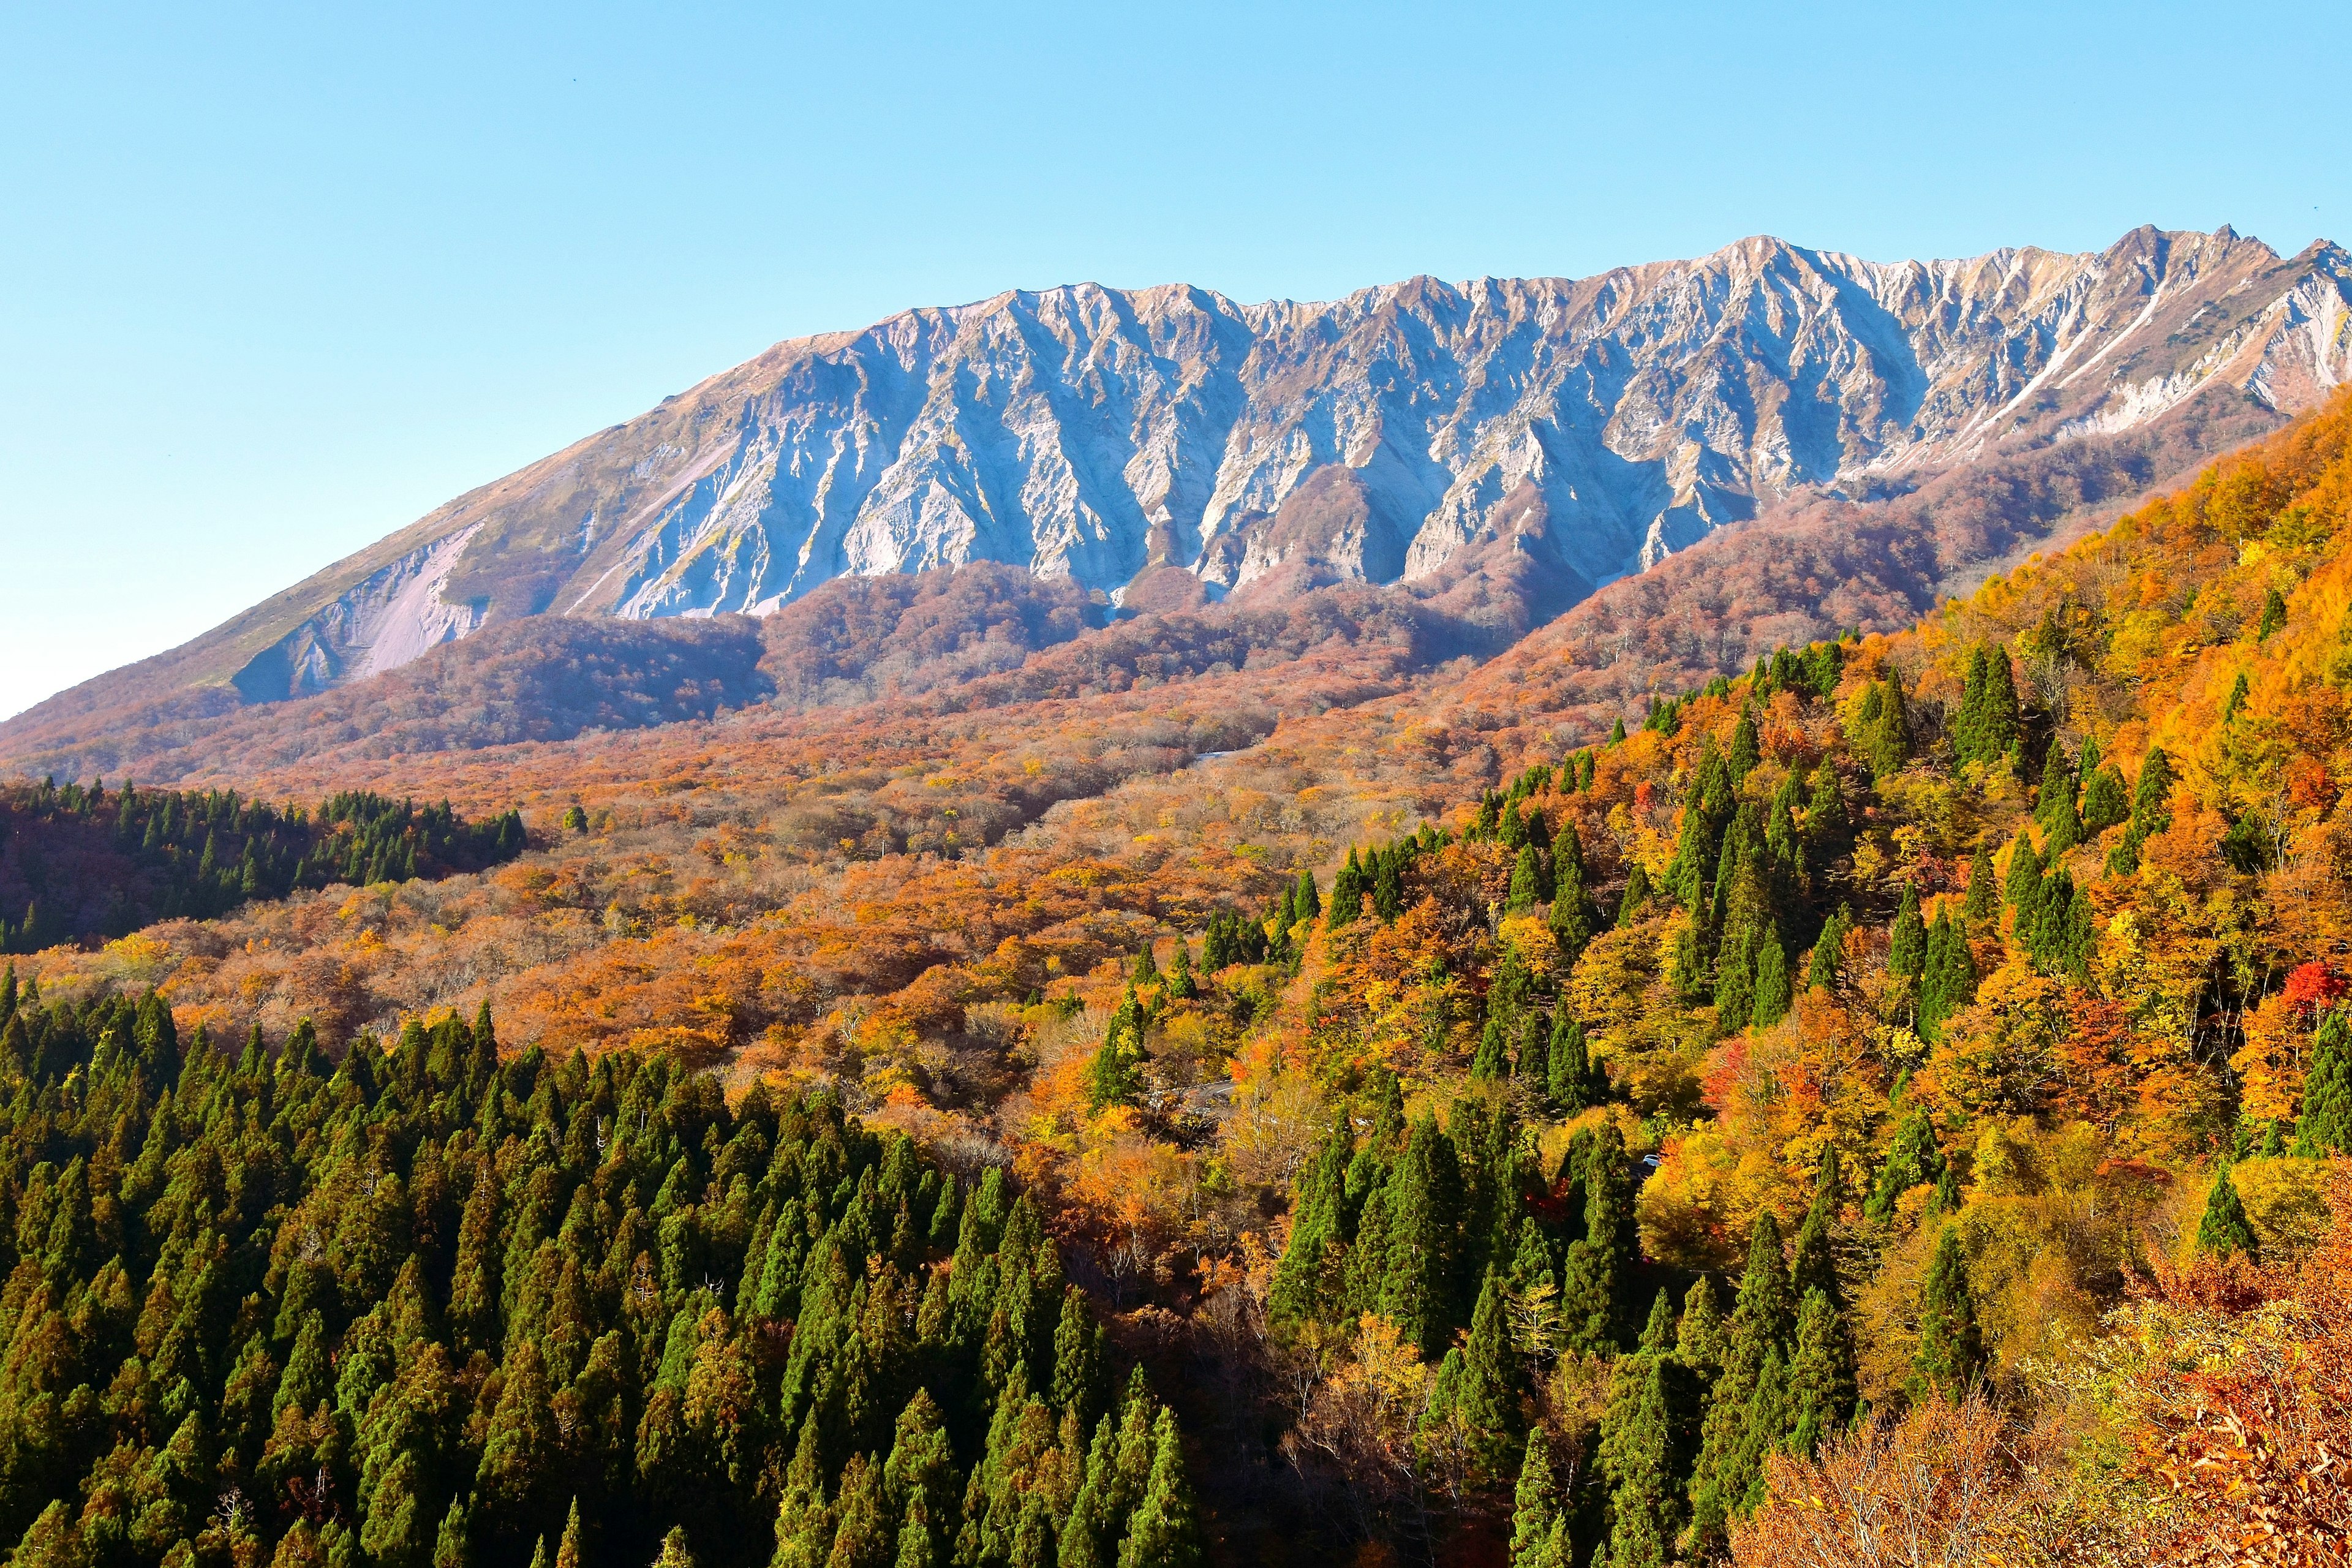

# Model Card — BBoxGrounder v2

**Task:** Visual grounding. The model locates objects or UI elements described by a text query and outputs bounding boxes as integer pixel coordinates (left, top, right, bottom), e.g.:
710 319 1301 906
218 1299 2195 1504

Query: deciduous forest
11 394 2352 1565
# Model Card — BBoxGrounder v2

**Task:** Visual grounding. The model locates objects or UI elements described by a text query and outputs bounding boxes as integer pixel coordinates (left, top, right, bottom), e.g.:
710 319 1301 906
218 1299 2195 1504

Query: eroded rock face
231 526 485 701
112 225 2352 704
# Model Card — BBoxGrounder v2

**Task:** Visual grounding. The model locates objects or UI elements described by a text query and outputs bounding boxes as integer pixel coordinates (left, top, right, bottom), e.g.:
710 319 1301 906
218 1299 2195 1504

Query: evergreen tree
1114 1409 1200 1568
1270 1120 1352 1321
1751 923 1792 1028
1328 849 1367 929
1804 907 1849 993
2258 586 2288 641
1887 884 1924 982
1557 1123 1634 1353
2195 1159 2260 1261
2081 762 2130 837
1962 843 1998 925
1953 644 2021 767
1163 942 1196 1001
1510 1427 1561 1565
1547 1012 1599 1112
1371 851 1405 923
1787 1287 1858 1456
1917 911 1978 1041
1456 1270 1522 1474
1911 1226 1986 1400
1599 1290 1692 1568
1866 1110 1946 1222
1728 707 1762 785
1686 1213 1793 1556
1616 861 1653 929
2296 1008 2352 1156
1861 673 1912 778
1378 1117 1463 1353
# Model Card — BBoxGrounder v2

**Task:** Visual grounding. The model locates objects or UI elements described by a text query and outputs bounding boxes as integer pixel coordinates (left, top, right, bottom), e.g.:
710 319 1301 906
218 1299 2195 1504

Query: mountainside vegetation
11 391 2352 1562
0 782 524 954
0 988 1199 1568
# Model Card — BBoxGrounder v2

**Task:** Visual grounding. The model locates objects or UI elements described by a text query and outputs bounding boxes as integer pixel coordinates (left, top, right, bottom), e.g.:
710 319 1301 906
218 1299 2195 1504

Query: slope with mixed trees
12 394 2352 1563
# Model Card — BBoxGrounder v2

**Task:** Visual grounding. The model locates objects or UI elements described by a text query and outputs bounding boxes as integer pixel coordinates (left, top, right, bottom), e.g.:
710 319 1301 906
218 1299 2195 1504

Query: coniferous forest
0 983 1197 1568
10 398 2352 1565
0 782 526 951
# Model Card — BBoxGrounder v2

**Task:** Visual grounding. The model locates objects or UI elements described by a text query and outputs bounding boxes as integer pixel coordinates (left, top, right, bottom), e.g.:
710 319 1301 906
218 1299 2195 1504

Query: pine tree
2258 586 2288 641
1751 923 1792 1028
1788 1155 1843 1312
2037 745 2082 854
1472 1013 1512 1081
654 1527 695 1568
1866 1109 1945 1222
1371 851 1404 923
432 1497 470 1568
1728 707 1762 785
1962 843 1998 925
1888 884 1924 981
1547 1012 1599 1112
1616 861 1652 929
1558 1123 1633 1352
1917 911 1977 1041
1954 644 2020 767
2081 762 2130 837
1911 1226 1986 1400
1675 1276 1725 1387
1599 1291 1690 1568
1510 1426 1560 1564
2296 1007 2352 1156
554 1502 582 1568
1114 1409 1200 1568
1378 1117 1463 1353
1456 1270 1521 1474
2195 1159 2260 1261
1328 849 1366 929
1686 1213 1793 1556
1787 1286 1858 1456
1804 907 1849 993
1270 1123 1351 1322
1164 942 1196 1001
1291 869 1321 930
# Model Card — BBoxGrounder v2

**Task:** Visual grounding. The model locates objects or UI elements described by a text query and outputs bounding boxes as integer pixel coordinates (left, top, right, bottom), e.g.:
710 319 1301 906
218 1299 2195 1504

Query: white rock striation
236 225 2352 693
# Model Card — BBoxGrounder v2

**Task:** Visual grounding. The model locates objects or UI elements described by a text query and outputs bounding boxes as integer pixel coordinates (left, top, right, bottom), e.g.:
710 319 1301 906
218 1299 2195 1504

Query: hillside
7 224 2346 778
10 392 2352 1562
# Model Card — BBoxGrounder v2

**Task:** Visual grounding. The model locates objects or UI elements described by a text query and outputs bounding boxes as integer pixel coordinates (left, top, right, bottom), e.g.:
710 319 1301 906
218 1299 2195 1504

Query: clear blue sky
4 0 2346 721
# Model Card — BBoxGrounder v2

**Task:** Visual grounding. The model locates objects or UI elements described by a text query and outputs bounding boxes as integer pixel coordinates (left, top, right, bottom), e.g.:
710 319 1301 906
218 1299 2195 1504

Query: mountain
7 224 2348 772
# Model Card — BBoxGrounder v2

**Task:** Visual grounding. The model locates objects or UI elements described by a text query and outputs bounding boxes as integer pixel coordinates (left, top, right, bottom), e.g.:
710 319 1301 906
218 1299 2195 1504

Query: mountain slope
6 225 2347 769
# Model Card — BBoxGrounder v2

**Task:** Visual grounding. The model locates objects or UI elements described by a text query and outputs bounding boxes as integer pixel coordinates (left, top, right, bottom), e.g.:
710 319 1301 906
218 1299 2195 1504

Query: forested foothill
0 781 524 954
6 393 2352 1562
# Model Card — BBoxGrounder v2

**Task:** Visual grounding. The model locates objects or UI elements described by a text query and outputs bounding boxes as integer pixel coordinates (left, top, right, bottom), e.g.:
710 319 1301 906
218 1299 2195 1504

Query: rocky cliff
10 224 2348 750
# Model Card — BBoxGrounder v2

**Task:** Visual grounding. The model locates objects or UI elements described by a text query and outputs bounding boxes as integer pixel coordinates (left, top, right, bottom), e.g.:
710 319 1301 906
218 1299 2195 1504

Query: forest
6 393 2352 1562
0 782 525 952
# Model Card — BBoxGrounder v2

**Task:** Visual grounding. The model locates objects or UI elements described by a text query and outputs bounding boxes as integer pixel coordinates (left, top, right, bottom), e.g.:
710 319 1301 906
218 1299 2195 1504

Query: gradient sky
4 0 2348 722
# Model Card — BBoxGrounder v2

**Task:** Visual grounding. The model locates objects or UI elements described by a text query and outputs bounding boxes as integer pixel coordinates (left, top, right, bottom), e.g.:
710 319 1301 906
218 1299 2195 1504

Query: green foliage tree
2195 1159 2260 1261
1911 1226 1987 1400
2296 1008 2352 1156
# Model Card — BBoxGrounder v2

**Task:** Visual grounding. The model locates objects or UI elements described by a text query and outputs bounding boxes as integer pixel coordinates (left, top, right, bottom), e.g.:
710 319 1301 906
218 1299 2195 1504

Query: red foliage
2282 961 2346 1017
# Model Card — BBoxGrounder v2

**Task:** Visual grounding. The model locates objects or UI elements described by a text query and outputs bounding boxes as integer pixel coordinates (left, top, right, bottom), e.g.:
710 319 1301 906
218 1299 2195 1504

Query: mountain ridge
8 224 2348 767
